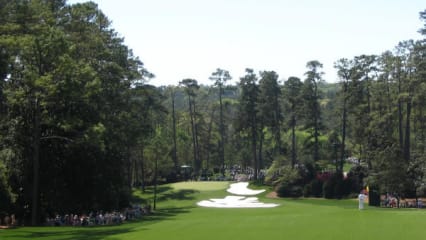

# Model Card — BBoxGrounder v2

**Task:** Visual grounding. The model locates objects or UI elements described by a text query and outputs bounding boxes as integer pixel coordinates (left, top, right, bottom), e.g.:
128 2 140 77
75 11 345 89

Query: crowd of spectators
0 214 16 228
45 205 151 227
382 193 424 208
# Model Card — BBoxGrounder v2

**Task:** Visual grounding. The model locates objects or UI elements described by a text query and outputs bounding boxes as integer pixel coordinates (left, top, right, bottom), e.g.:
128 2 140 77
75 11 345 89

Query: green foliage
323 173 343 199
368 185 381 206
0 0 159 224
0 160 16 214
304 178 323 197
258 71 283 155
264 160 288 186
327 174 353 199
276 183 303 198
266 164 304 198
347 165 368 193
302 61 324 162
236 68 261 179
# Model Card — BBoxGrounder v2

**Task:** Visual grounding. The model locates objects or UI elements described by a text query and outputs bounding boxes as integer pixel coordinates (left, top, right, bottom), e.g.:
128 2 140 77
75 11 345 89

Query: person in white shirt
358 190 367 210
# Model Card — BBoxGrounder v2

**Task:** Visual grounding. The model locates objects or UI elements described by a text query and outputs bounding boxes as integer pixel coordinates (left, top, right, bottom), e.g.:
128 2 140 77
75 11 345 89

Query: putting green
171 181 230 191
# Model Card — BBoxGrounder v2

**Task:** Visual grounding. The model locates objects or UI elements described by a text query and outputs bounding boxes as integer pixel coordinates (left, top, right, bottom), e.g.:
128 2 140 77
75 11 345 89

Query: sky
68 0 425 86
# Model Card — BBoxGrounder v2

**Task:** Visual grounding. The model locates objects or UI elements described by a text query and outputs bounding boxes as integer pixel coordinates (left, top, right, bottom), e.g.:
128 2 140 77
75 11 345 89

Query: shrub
323 172 346 199
265 160 293 186
323 178 335 199
0 162 16 214
416 184 426 197
333 178 344 199
311 179 324 197
342 177 354 196
303 183 312 197
347 165 368 193
272 166 304 198
277 183 303 198
368 185 381 206
303 180 322 197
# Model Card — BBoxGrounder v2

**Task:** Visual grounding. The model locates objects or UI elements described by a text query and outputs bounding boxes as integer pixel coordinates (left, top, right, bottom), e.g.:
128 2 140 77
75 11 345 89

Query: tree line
0 0 425 225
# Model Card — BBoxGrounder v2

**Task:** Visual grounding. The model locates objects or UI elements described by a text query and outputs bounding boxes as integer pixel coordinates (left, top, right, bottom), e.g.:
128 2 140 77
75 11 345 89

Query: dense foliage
0 0 161 225
1 1 425 225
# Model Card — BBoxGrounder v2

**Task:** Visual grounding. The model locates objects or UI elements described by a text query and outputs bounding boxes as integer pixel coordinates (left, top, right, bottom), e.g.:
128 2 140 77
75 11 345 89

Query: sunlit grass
171 181 229 191
2 181 426 240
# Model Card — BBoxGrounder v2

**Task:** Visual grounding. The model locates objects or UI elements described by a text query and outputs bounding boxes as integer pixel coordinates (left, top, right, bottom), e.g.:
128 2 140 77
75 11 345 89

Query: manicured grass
2 182 426 240
171 181 230 191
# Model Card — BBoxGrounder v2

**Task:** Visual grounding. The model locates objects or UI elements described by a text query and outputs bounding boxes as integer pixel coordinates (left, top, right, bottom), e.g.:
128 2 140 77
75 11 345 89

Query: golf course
1 181 426 240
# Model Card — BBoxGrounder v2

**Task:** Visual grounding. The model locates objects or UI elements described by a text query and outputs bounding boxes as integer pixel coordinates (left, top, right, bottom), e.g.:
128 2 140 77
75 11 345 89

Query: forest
0 0 426 225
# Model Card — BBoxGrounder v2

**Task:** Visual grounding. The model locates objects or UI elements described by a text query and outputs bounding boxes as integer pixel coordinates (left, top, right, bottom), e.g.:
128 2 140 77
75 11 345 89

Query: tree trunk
31 98 41 226
314 107 319 162
193 101 201 174
291 113 297 167
127 146 132 188
404 100 411 162
365 76 373 170
398 78 404 150
258 127 264 170
153 155 158 210
340 83 347 173
133 155 138 187
273 88 282 155
140 145 145 192
171 91 178 171
205 108 216 171
188 96 197 174
251 117 258 180
313 82 320 162
366 76 371 114
219 86 225 175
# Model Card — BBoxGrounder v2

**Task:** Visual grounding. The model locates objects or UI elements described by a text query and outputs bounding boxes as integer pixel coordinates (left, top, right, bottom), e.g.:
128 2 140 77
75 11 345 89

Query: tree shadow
130 193 149 205
146 206 194 221
132 186 198 204
157 189 199 201
142 186 174 195
4 206 194 240
3 185 200 239
6 226 135 240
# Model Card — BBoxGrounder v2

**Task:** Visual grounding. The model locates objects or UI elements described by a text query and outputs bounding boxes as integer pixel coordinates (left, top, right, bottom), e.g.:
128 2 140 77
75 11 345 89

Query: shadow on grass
131 193 149 205
133 186 199 204
157 189 199 201
132 186 175 204
148 206 194 221
4 226 135 240
3 207 194 240
140 186 173 195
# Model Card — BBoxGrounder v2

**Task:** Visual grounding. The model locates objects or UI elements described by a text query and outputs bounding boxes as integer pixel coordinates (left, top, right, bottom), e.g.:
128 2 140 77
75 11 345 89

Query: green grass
2 181 426 240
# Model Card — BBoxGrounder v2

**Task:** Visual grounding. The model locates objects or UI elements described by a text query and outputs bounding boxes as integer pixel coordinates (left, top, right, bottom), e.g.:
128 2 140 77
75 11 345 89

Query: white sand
226 182 265 196
197 182 279 208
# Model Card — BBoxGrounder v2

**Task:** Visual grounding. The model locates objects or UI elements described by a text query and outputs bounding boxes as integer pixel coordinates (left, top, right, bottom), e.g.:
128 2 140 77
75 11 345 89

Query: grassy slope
2 181 426 240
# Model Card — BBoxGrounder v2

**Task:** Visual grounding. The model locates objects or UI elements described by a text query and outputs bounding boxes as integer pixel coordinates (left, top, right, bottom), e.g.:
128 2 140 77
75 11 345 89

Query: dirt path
266 191 278 199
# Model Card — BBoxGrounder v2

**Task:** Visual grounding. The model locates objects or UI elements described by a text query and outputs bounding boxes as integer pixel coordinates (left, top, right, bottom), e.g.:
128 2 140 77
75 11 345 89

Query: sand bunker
197 182 279 208
227 182 265 196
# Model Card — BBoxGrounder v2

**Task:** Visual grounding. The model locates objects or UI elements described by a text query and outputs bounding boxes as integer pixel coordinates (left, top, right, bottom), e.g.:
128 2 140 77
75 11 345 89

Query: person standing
358 190 367 210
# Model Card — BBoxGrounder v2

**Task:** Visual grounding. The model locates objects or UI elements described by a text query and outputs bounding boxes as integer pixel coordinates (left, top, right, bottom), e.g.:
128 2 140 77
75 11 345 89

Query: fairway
2 182 426 240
